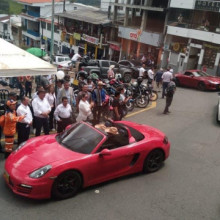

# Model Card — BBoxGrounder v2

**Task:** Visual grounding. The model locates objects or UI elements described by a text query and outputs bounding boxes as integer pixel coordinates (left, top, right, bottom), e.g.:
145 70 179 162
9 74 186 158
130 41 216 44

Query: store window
47 23 51 31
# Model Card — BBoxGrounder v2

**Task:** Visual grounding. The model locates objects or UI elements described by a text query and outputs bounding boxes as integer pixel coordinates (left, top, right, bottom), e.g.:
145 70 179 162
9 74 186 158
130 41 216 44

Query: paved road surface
0 87 220 220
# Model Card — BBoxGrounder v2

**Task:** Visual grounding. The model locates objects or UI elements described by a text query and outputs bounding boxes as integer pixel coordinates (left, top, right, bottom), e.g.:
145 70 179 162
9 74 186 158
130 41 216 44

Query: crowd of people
0 73 133 159
0 59 176 159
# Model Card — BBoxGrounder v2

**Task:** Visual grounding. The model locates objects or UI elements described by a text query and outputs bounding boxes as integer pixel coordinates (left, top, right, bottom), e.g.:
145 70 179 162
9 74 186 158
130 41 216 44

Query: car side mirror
99 149 112 157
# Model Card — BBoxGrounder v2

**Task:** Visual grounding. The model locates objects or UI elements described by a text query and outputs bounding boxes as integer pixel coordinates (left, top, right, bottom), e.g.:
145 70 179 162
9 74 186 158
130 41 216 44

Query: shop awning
0 39 57 77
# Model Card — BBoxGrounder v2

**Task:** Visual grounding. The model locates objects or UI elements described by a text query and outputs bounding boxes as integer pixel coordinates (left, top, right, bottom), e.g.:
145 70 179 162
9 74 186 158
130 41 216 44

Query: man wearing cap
92 81 106 124
16 96 33 145
3 100 26 158
161 68 173 98
32 88 51 136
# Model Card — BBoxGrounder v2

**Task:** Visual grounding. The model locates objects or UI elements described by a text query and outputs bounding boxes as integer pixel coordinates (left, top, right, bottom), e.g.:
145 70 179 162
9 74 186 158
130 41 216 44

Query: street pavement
0 86 220 220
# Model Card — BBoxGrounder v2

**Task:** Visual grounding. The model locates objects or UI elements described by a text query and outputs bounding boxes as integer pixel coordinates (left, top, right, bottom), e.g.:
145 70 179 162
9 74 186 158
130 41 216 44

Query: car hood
7 135 84 172
203 76 220 82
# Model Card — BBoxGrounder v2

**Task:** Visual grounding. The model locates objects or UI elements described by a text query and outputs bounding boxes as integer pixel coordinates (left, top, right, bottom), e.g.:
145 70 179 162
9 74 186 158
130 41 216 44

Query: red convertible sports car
4 120 170 200
175 70 220 91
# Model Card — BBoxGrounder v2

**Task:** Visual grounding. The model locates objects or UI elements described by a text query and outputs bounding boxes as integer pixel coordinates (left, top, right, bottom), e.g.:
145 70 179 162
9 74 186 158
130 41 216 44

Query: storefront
163 35 220 75
108 41 121 62
82 34 105 59
118 26 163 66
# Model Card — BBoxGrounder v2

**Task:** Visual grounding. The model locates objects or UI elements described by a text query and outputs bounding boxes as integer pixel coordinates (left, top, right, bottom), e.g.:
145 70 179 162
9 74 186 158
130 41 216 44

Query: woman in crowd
76 92 93 123
45 85 56 131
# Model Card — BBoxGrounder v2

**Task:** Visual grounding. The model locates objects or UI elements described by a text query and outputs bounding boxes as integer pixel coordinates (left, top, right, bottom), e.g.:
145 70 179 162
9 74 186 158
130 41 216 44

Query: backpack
166 82 176 96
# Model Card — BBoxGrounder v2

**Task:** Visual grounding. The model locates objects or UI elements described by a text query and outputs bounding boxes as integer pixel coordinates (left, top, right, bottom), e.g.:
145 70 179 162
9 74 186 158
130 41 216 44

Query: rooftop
56 5 111 25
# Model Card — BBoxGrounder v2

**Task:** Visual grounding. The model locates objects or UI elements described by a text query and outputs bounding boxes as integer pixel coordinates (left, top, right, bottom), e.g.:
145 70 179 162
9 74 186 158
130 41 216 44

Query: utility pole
63 0 66 12
50 0 54 63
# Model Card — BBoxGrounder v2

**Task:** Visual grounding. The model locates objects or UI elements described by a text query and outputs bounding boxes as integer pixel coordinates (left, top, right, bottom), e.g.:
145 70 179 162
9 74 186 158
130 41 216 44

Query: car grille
16 185 32 194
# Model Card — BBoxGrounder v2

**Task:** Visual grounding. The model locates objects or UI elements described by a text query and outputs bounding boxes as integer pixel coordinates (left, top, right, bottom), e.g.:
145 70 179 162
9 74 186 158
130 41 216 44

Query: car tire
123 73 132 83
143 149 164 173
197 82 206 91
52 170 82 200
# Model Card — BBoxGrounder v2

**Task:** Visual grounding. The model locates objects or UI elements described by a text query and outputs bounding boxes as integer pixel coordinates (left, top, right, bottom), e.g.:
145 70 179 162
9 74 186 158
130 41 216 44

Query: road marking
125 101 156 118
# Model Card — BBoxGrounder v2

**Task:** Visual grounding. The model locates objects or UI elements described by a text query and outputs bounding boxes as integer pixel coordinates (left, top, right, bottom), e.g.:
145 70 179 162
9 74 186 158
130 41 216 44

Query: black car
118 60 143 79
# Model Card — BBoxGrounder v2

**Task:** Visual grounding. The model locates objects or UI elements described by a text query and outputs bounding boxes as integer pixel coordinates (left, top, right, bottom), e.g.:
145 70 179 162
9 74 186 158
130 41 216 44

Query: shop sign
82 34 99 45
73 33 81 41
129 29 142 41
110 44 120 51
195 0 220 12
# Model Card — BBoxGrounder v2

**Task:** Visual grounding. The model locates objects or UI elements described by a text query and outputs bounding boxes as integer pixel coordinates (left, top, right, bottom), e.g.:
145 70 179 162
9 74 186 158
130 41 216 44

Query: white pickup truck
53 55 71 66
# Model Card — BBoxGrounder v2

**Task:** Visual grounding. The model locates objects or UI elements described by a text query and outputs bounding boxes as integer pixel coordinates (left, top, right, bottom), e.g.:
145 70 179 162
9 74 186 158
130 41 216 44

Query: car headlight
29 165 52 179
15 141 27 152
208 80 218 84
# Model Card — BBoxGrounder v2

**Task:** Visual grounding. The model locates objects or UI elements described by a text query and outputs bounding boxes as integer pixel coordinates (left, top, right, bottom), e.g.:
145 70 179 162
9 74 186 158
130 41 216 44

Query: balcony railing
27 29 40 37
168 20 220 34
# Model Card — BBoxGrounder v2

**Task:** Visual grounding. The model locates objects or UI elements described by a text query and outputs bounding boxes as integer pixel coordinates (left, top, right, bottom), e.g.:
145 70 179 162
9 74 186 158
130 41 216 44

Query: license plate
3 171 9 183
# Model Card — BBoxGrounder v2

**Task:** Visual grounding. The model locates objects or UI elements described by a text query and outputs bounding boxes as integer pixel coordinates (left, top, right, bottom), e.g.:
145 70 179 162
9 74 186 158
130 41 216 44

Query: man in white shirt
54 96 73 133
147 67 154 85
161 68 173 98
16 96 33 145
71 53 82 65
139 64 146 77
32 88 51 136
58 81 76 109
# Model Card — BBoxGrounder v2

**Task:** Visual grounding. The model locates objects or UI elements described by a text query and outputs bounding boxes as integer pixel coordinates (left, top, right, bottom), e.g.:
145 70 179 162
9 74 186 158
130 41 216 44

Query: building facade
106 0 169 65
162 0 220 76
56 4 111 59
16 0 75 51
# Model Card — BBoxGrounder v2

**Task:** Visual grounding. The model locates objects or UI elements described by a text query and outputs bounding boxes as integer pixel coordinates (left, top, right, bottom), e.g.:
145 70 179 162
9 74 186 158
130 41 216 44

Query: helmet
137 77 143 84
78 71 88 79
132 81 138 87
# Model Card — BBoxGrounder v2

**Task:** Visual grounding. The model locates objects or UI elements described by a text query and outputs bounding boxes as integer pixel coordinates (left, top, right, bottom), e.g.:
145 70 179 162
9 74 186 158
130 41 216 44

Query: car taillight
58 65 62 68
163 136 168 144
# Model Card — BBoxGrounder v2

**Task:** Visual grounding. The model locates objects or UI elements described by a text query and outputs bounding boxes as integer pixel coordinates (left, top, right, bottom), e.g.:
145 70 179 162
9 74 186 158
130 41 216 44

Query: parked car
174 70 220 91
4 120 170 200
217 93 220 124
83 60 133 83
118 60 143 79
53 55 71 66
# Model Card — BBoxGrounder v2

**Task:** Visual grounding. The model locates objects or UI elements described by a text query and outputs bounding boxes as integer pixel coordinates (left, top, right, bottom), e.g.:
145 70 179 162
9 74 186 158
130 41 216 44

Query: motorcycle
127 78 149 108
145 83 158 101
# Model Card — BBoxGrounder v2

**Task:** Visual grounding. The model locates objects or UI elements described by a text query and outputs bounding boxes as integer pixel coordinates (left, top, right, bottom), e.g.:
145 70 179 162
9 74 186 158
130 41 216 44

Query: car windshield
192 71 209 77
57 123 103 154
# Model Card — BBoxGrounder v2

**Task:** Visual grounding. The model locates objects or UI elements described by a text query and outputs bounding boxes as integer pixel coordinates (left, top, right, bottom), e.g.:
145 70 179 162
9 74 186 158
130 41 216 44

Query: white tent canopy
0 39 57 77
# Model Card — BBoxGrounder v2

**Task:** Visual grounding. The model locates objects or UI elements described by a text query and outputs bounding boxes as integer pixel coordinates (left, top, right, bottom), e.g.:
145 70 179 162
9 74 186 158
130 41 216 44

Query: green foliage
0 0 23 15
9 0 23 15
